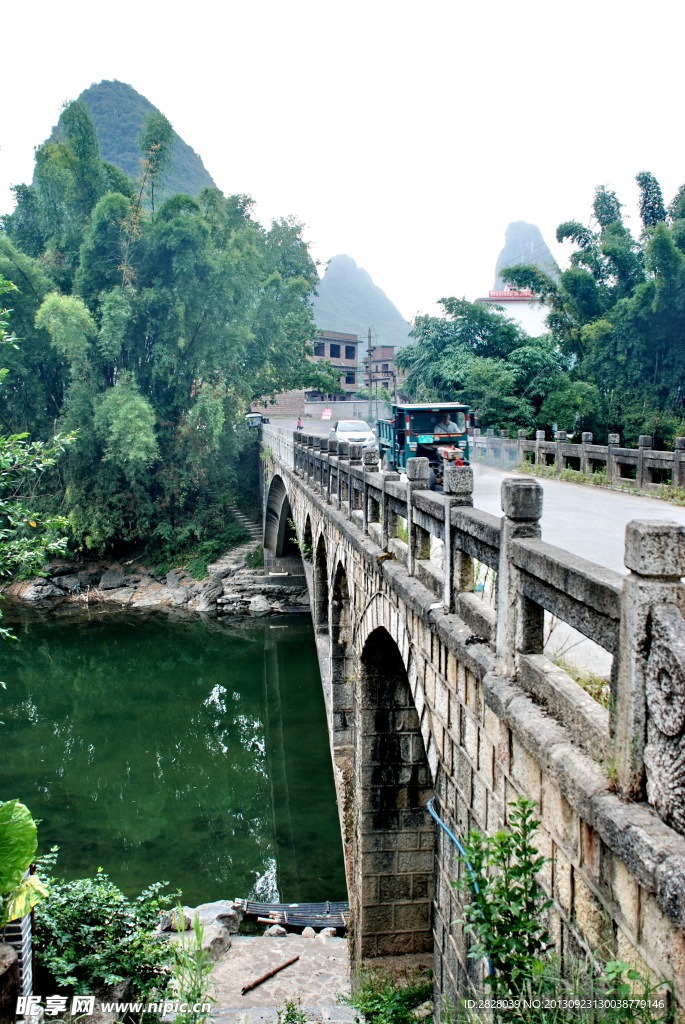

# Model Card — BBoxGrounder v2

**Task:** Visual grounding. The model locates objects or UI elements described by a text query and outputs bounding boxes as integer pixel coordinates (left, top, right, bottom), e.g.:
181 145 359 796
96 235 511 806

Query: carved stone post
320 438 329 494
362 448 379 535
311 436 321 492
637 434 653 489
443 465 473 611
518 429 528 465
674 437 685 489
495 478 544 677
348 444 363 520
581 431 593 475
327 439 338 504
555 430 567 474
614 520 685 809
607 433 620 482
535 429 546 466
292 432 300 475
406 457 430 577
381 469 400 551
337 441 349 511
306 434 315 485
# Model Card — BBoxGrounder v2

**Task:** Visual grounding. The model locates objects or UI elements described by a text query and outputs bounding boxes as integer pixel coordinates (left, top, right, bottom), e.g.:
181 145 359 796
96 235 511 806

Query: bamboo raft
234 898 349 932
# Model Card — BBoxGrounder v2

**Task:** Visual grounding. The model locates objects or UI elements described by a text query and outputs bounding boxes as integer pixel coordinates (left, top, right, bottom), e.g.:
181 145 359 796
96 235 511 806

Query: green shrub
245 545 264 569
35 870 176 998
345 965 432 1024
450 798 674 1023
454 796 552 999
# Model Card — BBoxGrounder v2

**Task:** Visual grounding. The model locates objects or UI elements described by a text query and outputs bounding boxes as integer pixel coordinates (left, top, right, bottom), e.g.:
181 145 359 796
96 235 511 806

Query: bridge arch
263 474 299 556
331 560 354 748
303 514 313 560
313 534 329 634
353 624 435 957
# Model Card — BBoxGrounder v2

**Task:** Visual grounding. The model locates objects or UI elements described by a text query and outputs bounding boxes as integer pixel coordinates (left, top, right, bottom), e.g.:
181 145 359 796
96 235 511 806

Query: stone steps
229 503 262 542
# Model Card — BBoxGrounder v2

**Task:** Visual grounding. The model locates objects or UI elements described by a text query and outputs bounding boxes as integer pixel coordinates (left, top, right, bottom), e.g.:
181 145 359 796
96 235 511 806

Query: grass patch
515 460 685 506
344 964 433 1024
554 656 612 709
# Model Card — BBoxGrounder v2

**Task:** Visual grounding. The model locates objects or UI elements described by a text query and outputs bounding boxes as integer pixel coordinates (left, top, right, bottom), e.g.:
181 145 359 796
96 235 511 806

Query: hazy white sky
2 0 683 323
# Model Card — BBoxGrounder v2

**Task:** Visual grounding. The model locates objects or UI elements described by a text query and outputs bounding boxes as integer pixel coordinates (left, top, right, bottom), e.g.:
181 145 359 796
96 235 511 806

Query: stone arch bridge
260 425 685 1011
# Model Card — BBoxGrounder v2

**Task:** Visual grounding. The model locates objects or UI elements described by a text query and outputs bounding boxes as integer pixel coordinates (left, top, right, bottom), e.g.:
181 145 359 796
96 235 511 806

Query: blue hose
426 795 494 978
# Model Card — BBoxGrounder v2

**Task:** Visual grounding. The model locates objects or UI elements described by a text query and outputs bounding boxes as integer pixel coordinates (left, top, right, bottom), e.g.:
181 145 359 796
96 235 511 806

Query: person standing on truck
435 411 459 434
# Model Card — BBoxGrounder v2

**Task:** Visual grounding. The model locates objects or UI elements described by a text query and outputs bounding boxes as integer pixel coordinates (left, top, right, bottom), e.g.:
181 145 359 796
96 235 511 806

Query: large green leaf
0 799 38 892
2 873 48 925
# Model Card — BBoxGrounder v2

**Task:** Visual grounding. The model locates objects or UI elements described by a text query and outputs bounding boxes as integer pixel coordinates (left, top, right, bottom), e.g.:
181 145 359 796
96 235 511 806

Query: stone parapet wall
262 425 685 1011
472 428 685 492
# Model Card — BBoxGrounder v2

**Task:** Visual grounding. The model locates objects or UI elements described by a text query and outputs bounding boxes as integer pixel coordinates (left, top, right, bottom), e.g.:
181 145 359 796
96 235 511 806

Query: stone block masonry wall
262 425 685 1012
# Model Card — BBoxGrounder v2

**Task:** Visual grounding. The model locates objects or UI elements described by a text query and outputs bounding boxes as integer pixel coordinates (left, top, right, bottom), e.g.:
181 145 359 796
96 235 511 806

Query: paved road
272 417 685 577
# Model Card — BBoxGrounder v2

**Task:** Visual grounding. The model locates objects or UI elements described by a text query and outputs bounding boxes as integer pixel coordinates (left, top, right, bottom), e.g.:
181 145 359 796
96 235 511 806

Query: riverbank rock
190 900 244 933
3 542 309 619
249 594 271 616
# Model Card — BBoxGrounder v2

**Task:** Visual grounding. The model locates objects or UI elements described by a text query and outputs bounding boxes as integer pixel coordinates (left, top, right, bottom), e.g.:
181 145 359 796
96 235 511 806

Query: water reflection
1 610 346 906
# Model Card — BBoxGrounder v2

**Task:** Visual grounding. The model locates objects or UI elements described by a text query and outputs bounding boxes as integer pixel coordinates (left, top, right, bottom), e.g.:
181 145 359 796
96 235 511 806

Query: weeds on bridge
449 796 674 1023
343 963 433 1024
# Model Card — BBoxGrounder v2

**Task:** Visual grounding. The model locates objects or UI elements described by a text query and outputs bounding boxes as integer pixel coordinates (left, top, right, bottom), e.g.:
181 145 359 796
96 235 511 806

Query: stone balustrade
471 428 685 490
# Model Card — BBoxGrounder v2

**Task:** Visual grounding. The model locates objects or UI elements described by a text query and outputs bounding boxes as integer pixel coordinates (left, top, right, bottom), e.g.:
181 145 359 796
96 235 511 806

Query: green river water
1 609 347 907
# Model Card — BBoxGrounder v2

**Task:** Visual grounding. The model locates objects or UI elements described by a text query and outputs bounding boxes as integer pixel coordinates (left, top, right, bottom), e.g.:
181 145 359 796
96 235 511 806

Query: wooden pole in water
241 955 300 995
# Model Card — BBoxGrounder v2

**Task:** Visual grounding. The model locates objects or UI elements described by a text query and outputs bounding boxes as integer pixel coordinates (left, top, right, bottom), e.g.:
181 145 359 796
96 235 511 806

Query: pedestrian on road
297 417 302 430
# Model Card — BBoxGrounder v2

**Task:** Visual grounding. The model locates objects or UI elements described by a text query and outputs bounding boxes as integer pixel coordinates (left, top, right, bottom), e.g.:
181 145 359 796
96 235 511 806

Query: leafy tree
395 298 569 432
1 102 337 558
502 174 685 445
138 111 174 211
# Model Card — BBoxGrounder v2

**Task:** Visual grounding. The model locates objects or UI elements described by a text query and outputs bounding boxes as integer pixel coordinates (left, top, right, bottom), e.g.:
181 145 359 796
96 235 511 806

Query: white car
329 419 377 449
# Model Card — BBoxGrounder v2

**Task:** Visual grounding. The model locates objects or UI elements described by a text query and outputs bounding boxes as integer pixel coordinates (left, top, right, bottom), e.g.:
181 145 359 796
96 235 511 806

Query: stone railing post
362 448 379 534
443 465 474 610
555 430 567 474
607 433 620 482
319 438 329 494
306 434 315 485
495 478 544 676
292 432 301 475
327 439 338 503
517 429 528 464
311 436 321 491
348 444 363 519
336 441 349 511
614 520 685 807
581 431 593 475
381 468 400 551
406 457 430 576
486 427 495 461
535 429 546 466
675 437 685 489
637 434 653 489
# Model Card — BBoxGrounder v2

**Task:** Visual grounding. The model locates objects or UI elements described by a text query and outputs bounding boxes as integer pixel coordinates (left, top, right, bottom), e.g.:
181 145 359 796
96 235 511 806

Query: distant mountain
312 255 413 349
494 221 558 289
48 80 215 198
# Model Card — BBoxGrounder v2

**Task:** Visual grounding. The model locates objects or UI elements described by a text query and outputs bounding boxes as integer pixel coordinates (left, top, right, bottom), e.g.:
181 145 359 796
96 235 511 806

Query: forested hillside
47 81 215 199
1 100 335 565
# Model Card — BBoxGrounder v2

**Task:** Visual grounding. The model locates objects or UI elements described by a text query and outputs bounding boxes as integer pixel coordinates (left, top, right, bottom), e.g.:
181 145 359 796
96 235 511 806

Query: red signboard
321 408 333 420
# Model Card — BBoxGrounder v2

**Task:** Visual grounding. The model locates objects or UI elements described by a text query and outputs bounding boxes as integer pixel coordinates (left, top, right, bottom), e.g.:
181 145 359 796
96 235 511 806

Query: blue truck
377 402 470 487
